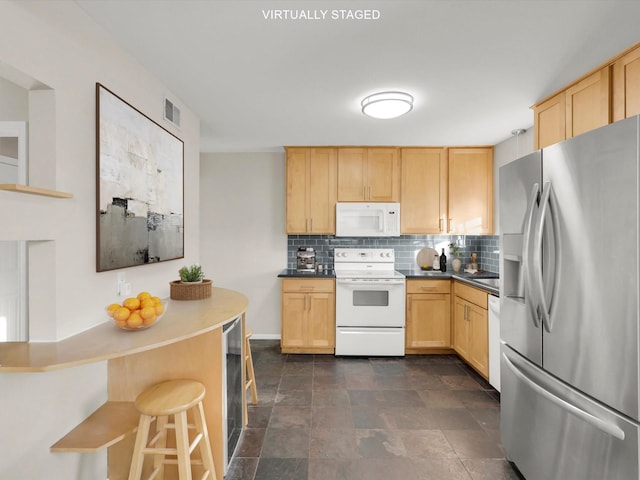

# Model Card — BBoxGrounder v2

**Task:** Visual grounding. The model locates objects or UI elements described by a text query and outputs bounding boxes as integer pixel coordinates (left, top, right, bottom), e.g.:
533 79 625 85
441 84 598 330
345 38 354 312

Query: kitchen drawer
454 281 488 309
407 279 451 294
281 278 335 293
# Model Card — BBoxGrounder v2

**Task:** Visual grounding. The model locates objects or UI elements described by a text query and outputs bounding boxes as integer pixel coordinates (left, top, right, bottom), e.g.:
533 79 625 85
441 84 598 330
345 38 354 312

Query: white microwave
335 202 400 237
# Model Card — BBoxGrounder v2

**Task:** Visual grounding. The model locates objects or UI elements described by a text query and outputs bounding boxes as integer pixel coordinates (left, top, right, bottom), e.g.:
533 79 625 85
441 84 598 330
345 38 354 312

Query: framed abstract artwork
96 83 184 272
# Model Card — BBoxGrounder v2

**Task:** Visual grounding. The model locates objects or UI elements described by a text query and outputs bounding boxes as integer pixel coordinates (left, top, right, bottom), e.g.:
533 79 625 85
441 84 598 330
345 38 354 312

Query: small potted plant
448 242 463 273
179 264 204 283
170 264 212 300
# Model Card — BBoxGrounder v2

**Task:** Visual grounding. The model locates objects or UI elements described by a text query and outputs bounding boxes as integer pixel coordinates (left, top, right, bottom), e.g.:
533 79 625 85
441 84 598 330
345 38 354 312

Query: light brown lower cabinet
452 281 489 378
281 278 335 354
405 280 452 353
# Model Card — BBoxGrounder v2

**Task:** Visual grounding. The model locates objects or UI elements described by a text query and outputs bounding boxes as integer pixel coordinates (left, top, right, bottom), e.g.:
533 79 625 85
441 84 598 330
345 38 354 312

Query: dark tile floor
226 340 523 480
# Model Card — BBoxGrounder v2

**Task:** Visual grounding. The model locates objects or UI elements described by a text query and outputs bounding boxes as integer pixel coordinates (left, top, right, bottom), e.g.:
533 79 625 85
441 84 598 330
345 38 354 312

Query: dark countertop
398 269 500 296
278 268 335 278
277 268 498 295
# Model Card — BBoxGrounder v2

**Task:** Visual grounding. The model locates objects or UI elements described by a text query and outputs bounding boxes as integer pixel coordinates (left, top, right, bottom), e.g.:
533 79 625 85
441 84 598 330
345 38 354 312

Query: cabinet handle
420 286 436 290
300 286 315 290
439 218 443 232
368 186 371 200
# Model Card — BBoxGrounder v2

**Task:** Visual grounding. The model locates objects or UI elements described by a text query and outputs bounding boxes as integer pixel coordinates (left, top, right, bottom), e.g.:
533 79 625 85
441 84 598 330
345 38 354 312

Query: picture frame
96 83 184 272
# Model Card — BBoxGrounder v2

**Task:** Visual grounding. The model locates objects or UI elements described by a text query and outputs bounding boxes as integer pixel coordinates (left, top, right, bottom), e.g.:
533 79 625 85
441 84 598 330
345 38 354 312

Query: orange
154 303 165 316
113 307 131 322
140 298 155 310
123 297 141 311
137 291 151 301
151 296 162 306
127 311 143 329
140 306 156 320
106 303 120 317
115 319 128 328
142 315 157 327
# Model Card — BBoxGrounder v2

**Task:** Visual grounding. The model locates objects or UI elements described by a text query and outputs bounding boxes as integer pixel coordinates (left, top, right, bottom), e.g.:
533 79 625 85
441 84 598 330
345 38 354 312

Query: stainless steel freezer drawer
501 345 639 480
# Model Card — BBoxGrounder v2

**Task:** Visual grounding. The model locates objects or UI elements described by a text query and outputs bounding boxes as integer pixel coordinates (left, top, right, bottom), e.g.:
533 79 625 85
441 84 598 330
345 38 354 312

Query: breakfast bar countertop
0 287 248 373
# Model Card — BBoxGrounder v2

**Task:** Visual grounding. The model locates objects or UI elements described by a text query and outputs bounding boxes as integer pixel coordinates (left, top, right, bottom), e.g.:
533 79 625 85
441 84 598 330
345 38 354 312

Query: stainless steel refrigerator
500 115 640 480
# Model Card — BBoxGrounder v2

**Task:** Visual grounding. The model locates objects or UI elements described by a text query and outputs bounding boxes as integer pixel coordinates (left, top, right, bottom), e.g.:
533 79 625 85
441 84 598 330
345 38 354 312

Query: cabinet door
533 91 566 150
308 148 337 234
285 148 310 233
448 147 493 234
308 292 335 348
468 303 489 378
281 293 307 349
613 45 640 121
452 296 470 360
406 293 451 349
400 148 447 234
367 148 400 202
565 67 611 139
337 148 367 201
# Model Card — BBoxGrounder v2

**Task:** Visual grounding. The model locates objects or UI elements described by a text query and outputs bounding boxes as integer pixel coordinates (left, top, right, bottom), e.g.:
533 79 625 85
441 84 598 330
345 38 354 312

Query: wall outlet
118 281 132 297
116 272 131 297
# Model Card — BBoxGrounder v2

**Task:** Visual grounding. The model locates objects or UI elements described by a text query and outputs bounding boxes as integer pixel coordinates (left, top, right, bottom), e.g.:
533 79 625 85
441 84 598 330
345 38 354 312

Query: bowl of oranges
106 291 166 331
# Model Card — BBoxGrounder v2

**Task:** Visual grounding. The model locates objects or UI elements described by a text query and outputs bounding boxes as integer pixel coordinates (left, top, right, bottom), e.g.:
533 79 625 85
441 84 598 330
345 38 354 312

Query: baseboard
250 333 280 340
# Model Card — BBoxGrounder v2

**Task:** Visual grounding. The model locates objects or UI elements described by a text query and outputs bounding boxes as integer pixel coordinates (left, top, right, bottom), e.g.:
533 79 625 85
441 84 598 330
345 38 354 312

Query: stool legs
128 402 217 480
129 415 152 480
174 410 191 480
153 415 168 480
194 401 217 477
244 330 259 426
245 331 258 405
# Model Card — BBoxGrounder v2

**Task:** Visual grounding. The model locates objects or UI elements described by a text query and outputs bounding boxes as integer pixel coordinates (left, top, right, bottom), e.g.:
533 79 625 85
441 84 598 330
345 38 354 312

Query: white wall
0 2 200 479
0 76 28 121
199 153 286 338
493 128 534 232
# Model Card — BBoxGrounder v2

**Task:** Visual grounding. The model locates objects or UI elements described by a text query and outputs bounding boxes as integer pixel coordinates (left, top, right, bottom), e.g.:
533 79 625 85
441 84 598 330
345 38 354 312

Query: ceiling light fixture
361 91 413 119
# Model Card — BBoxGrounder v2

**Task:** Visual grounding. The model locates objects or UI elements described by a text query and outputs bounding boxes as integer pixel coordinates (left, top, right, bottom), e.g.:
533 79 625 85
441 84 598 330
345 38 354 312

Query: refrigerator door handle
503 352 625 441
522 183 540 328
534 182 561 333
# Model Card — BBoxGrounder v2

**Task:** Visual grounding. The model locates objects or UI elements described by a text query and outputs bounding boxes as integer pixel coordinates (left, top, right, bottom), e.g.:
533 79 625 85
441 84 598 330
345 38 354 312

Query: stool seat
135 379 205 416
128 379 217 480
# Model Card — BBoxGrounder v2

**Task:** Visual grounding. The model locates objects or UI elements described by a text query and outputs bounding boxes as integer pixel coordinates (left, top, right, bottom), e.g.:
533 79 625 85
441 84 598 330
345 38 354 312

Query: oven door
335 278 405 327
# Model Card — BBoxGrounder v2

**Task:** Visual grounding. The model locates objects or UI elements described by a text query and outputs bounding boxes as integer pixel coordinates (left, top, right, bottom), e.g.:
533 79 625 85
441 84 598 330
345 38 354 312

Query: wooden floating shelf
0 184 73 198
50 401 140 453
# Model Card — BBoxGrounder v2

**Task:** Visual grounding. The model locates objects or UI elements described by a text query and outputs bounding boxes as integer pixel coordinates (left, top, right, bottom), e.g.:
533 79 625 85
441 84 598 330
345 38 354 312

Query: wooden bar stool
244 329 258 422
128 379 217 480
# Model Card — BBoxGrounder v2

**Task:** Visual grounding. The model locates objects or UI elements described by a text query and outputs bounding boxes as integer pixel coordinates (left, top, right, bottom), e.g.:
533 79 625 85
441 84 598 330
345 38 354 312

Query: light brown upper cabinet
337 147 400 202
447 147 494 235
533 67 610 150
613 44 640 122
565 67 611 140
533 41 640 149
400 147 447 234
533 91 566 150
285 147 337 234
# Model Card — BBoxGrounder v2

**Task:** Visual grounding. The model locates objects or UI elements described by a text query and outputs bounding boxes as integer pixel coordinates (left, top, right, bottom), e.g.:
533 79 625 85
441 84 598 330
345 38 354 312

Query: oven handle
336 279 405 286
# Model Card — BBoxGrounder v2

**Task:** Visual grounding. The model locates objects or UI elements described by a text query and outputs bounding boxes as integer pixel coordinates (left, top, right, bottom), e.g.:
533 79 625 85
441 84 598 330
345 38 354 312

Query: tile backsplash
288 234 500 273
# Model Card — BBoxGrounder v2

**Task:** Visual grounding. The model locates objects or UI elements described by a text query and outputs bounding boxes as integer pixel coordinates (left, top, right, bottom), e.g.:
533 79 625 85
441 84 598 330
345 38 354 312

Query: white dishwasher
488 294 501 392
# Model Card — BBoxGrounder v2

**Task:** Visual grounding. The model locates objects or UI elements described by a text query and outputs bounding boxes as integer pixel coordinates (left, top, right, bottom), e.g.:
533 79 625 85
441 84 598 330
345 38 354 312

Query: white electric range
333 248 406 356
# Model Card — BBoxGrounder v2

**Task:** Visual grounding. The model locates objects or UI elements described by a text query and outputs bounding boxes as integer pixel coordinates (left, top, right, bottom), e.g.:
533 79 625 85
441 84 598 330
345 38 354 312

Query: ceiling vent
164 98 181 128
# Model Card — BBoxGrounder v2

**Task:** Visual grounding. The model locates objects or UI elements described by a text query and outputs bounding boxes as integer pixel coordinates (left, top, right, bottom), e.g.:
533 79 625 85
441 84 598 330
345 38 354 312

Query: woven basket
170 279 212 300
